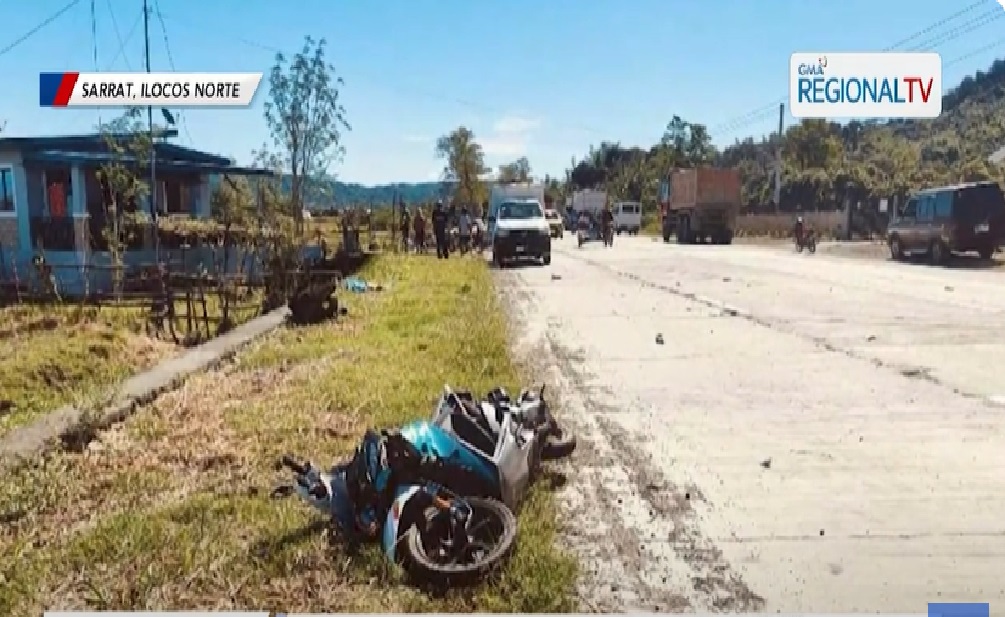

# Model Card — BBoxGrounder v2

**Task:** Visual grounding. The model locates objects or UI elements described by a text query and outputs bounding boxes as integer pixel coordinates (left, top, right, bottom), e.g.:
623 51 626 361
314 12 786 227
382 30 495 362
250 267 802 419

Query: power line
882 0 987 50
105 8 142 70
156 10 617 141
904 9 1003 52
152 0 194 145
104 0 133 70
0 0 81 57
91 0 101 125
711 1 997 136
944 37 1005 67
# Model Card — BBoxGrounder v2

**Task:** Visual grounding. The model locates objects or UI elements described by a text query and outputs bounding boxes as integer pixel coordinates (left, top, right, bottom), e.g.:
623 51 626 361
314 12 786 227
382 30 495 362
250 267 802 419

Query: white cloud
402 134 430 144
480 115 543 158
492 116 541 134
481 135 530 157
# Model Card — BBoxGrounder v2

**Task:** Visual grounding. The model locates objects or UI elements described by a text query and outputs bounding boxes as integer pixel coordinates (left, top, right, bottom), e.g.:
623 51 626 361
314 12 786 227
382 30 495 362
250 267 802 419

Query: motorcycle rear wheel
403 496 517 587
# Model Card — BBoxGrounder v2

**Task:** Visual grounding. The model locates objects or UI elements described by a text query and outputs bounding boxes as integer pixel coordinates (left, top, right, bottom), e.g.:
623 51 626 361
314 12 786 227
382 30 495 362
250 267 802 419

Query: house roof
0 132 272 176
22 150 274 176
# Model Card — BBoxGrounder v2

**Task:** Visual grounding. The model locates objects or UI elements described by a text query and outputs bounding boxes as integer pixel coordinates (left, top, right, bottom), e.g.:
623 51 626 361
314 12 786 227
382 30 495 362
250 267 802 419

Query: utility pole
143 0 159 260
771 100 787 209
772 103 784 210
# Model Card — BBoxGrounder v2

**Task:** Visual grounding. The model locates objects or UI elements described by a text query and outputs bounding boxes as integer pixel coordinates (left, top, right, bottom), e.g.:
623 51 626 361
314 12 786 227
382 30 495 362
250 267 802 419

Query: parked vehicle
659 168 740 245
886 181 1005 264
490 199 552 267
612 201 642 235
545 208 564 238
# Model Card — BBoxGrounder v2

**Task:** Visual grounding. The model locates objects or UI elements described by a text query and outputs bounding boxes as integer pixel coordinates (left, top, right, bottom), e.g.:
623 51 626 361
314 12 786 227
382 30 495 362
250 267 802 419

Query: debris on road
760 458 772 469
344 276 384 293
655 333 664 344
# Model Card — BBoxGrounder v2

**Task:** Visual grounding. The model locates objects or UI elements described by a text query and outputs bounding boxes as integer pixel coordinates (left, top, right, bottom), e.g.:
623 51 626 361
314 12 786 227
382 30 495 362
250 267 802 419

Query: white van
613 201 642 235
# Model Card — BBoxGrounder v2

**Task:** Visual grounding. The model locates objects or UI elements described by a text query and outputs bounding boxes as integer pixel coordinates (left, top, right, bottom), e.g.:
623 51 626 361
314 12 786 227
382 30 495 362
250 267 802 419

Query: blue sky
2 0 1003 185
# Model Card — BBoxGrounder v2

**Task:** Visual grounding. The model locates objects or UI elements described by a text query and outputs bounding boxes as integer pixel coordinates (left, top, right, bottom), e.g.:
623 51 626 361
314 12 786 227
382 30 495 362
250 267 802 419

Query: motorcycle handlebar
280 454 309 475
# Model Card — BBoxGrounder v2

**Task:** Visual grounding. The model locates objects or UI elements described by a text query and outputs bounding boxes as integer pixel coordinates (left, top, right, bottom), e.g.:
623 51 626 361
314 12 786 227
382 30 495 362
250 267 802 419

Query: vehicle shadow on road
895 254 1005 270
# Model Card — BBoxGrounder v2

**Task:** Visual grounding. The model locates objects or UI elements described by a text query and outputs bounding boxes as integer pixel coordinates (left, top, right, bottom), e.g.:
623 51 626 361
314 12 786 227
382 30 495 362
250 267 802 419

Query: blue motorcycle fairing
382 483 423 560
398 420 498 485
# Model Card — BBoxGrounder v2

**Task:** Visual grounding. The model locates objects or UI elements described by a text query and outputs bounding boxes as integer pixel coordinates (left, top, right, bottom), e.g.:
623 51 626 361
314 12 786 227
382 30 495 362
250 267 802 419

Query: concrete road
497 235 1005 613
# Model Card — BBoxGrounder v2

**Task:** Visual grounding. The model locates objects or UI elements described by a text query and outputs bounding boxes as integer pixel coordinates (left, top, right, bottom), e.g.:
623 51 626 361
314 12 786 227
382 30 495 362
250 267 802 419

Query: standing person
458 207 472 254
413 208 427 253
601 205 614 245
432 200 450 259
400 207 411 251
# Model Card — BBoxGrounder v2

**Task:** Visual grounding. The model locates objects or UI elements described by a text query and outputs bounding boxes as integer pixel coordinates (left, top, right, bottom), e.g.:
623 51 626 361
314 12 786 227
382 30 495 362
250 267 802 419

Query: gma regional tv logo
789 52 942 119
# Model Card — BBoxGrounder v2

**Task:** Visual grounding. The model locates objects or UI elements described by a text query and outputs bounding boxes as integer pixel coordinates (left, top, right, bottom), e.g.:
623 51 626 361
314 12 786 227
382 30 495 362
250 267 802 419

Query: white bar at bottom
46 613 269 617
286 614 928 617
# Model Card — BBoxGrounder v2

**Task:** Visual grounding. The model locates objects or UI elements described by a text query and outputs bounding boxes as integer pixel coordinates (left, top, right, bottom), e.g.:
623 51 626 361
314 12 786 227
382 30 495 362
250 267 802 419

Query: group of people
399 200 484 259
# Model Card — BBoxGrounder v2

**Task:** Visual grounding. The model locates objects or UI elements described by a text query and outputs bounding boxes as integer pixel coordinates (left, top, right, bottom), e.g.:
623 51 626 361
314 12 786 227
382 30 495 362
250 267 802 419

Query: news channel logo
789 52 942 119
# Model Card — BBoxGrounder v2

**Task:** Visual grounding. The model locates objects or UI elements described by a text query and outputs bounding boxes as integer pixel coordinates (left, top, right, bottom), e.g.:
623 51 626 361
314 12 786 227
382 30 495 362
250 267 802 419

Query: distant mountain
277 175 449 210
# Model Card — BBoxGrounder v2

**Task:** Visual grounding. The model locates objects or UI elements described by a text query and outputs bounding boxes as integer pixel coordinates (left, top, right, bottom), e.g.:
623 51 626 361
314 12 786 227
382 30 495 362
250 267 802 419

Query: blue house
0 133 272 296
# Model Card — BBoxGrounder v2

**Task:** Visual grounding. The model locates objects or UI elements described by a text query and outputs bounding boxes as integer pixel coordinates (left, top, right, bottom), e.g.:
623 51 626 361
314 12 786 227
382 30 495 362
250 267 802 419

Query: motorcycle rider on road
793 215 805 244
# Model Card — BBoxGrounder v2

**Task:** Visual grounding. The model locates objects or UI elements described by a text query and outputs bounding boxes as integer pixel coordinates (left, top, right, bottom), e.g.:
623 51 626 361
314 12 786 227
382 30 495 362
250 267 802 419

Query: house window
0 166 14 213
162 179 192 215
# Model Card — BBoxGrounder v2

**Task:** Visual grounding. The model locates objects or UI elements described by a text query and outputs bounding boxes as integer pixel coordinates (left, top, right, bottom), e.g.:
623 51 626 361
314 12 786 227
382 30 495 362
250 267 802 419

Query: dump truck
659 167 741 244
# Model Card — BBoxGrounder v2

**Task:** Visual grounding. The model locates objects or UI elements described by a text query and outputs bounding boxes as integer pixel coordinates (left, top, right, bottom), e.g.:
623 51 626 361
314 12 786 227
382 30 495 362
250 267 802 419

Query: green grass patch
0 253 576 613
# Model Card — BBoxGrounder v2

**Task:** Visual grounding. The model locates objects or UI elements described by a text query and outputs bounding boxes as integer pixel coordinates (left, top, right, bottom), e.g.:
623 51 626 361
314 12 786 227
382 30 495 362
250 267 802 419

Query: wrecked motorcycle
444 384 575 462
276 425 516 586
433 385 576 502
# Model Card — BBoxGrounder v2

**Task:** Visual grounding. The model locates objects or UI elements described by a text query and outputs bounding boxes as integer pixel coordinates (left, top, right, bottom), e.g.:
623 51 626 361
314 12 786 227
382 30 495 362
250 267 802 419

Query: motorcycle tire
807 238 816 254
542 427 577 460
403 496 517 587
796 243 803 253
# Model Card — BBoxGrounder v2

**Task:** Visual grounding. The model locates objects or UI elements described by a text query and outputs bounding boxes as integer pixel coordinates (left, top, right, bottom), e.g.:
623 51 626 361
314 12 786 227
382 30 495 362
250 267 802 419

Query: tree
783 120 841 171
95 107 154 296
497 156 531 182
435 126 489 208
263 35 350 235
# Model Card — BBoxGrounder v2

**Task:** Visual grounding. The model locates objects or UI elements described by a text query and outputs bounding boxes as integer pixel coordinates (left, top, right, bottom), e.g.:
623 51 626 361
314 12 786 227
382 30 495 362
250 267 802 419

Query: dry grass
0 294 263 437
0 254 576 614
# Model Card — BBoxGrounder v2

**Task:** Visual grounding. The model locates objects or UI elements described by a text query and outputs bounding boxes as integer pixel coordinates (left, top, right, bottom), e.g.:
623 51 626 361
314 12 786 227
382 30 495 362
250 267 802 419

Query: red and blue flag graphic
39 72 79 107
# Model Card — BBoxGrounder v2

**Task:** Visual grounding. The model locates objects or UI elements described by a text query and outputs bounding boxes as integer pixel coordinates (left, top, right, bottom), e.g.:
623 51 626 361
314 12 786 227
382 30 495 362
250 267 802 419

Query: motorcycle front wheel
807 238 817 253
403 496 516 587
